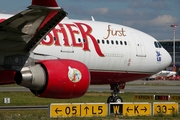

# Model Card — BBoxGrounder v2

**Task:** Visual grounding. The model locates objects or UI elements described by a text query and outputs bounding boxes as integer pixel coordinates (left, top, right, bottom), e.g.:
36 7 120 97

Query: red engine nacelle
14 59 90 99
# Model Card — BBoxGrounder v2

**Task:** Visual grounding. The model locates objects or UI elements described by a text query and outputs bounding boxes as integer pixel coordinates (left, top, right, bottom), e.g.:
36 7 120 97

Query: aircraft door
54 26 74 53
131 33 146 57
60 37 74 53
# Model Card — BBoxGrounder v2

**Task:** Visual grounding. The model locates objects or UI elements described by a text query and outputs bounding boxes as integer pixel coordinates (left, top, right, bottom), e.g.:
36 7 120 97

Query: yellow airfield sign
49 103 107 118
153 102 178 115
134 94 154 100
49 102 179 118
123 103 151 116
170 95 180 101
109 102 151 116
81 103 107 117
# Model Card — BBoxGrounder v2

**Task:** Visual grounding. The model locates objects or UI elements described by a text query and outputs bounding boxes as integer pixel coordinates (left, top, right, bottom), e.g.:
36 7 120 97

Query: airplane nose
163 49 172 68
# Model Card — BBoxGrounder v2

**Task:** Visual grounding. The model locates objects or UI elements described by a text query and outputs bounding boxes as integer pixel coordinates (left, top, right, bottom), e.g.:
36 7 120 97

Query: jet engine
14 59 90 99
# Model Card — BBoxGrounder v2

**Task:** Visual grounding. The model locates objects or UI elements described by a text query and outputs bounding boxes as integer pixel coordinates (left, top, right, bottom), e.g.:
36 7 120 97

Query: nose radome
163 49 172 68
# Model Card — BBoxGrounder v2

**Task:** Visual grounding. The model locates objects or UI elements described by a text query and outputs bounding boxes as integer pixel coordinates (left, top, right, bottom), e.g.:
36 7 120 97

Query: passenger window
124 41 127 45
106 40 109 44
54 37 56 41
102 40 105 44
97 39 100 43
120 41 123 45
78 38 81 42
116 41 118 45
111 40 114 44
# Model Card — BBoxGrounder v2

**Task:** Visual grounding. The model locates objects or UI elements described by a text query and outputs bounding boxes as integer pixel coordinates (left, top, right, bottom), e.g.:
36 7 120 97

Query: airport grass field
0 91 180 120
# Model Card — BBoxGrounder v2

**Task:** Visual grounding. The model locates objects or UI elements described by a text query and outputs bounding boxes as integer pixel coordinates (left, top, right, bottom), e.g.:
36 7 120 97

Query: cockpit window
154 42 158 48
157 42 162 48
154 41 162 48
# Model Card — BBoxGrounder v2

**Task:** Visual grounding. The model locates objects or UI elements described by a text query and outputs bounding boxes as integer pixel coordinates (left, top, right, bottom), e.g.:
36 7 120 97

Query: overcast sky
0 0 179 40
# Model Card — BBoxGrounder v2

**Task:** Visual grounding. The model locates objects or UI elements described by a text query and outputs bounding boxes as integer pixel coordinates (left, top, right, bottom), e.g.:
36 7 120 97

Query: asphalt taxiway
0 80 180 93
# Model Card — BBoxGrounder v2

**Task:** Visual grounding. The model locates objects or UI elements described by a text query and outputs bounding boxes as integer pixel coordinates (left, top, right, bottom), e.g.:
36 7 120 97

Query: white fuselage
0 14 172 84
33 19 171 74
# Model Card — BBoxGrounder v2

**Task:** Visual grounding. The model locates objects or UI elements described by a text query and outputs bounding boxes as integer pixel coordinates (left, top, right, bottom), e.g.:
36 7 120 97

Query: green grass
0 91 180 119
1 92 179 106
0 92 111 106
0 91 180 105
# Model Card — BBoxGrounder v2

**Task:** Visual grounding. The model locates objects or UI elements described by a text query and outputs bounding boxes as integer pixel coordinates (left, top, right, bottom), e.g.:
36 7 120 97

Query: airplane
157 70 176 77
0 0 171 103
145 70 177 80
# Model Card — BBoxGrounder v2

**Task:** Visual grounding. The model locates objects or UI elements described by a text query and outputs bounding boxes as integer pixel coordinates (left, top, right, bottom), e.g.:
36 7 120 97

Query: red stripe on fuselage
0 70 16 85
90 71 151 84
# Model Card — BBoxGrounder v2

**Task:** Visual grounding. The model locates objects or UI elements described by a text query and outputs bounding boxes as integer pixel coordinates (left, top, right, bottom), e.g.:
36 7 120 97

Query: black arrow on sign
55 108 62 114
126 107 133 113
84 106 89 114
141 107 147 112
168 106 175 112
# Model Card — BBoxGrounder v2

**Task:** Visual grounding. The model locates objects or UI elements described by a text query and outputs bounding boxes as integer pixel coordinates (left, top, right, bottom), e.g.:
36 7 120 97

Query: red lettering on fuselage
56 24 70 46
41 22 105 57
66 24 82 47
75 23 104 56
41 31 54 45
